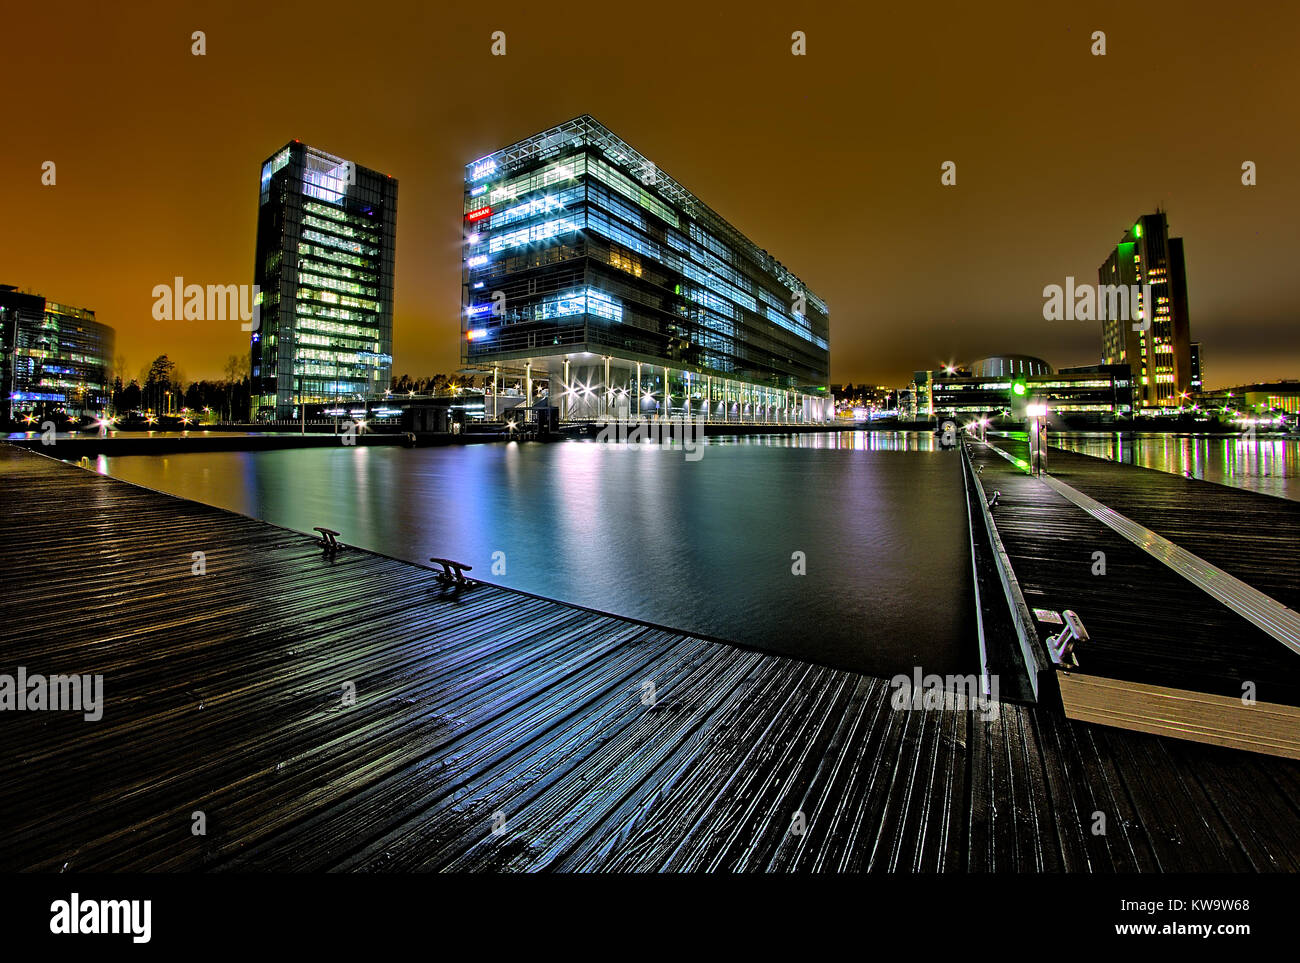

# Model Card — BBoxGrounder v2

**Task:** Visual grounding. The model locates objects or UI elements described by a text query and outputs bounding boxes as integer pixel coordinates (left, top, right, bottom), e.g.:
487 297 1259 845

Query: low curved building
968 355 1053 379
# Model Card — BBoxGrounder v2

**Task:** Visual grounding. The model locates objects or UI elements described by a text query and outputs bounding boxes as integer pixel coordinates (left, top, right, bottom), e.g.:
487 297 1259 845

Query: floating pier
969 436 1300 760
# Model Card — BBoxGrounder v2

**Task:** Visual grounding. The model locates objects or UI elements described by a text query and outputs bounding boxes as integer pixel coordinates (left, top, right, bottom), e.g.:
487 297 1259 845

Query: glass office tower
251 141 397 421
1 284 114 423
460 116 832 422
1098 211 1192 410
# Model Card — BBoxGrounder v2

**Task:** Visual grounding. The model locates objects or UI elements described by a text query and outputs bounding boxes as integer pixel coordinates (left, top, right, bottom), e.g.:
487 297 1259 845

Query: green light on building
1133 222 1142 238
1012 382 1027 396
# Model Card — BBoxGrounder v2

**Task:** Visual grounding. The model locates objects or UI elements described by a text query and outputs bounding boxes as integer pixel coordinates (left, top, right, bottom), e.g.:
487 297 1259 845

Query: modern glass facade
460 116 832 422
251 141 397 421
1098 212 1192 409
0 284 114 423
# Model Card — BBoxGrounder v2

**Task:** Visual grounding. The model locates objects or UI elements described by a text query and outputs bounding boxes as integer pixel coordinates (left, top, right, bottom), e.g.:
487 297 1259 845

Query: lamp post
1026 402 1048 475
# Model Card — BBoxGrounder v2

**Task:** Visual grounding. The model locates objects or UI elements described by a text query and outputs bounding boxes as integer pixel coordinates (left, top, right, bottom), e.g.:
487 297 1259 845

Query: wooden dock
3 442 1300 871
972 436 1300 758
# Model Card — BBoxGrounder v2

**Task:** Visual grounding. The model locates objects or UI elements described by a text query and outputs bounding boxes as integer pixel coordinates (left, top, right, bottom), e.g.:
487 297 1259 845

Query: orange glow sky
4 0 1298 389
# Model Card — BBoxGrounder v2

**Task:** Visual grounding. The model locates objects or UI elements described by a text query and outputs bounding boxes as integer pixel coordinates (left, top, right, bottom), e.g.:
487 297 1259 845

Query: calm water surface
1051 432 1300 501
93 432 977 677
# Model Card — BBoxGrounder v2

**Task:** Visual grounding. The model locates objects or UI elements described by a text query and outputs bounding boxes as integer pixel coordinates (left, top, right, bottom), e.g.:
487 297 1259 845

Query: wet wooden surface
1041 442 1300 611
973 438 1300 706
2 442 1299 872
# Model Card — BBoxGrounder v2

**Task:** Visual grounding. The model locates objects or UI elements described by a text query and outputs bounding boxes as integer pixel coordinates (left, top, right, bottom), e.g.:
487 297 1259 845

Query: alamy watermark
1042 276 1152 330
889 668 999 720
50 894 150 943
152 277 260 330
593 414 705 461
0 667 103 721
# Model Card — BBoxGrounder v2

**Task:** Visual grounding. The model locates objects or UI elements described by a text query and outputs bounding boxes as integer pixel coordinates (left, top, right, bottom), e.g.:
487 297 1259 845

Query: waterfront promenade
2 443 1299 871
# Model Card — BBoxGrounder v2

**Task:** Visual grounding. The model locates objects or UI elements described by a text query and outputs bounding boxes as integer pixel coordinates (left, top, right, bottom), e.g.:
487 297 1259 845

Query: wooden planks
1043 444 1300 611
971 439 1300 706
2 442 1300 872
975 435 1300 761
1059 672 1300 760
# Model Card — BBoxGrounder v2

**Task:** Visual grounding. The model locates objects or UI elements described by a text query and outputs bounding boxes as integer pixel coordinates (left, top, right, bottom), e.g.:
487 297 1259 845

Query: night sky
4 0 1297 389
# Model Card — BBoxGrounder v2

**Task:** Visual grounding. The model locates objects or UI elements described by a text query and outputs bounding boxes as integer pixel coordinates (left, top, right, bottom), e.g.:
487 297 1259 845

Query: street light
1026 403 1048 475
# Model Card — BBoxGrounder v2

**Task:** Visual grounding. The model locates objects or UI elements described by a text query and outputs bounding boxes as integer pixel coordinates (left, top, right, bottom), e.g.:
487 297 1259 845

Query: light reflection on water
1052 432 1300 501
699 430 942 452
93 432 975 677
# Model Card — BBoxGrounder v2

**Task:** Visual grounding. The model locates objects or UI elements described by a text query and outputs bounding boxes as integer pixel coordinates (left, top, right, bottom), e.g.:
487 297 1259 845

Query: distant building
0 284 114 423
909 356 1132 421
1050 364 1136 416
913 358 1050 418
1189 341 1203 393
251 141 398 421
460 115 832 424
1203 382 1300 417
912 370 934 417
896 387 917 421
1098 211 1193 409
859 385 895 408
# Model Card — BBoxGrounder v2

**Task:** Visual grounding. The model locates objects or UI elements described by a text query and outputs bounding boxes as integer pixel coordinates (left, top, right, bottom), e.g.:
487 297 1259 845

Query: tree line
109 356 489 421
110 353 251 421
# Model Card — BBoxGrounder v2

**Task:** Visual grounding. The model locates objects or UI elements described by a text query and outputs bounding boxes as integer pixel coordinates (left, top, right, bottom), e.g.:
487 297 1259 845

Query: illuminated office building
911 357 1133 421
1098 211 1192 410
1 284 114 423
251 141 397 421
460 115 832 422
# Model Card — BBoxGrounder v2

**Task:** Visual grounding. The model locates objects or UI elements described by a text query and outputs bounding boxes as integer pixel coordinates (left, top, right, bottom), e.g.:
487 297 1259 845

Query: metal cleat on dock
1046 610 1088 667
314 526 342 555
429 557 474 588
987 490 1000 509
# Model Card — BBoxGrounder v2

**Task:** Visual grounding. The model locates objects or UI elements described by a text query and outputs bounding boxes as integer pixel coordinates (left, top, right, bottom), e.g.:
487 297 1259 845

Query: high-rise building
1190 341 1203 393
460 115 832 423
0 284 114 424
251 141 397 421
1098 211 1192 409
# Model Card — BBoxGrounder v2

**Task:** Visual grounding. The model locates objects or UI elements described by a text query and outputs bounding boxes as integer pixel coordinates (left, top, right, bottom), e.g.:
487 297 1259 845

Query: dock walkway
3 443 1299 871
973 436 1300 757
1038 441 1300 615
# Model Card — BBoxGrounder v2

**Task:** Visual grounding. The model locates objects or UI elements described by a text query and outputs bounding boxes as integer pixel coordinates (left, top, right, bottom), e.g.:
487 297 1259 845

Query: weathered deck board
2 443 1299 872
